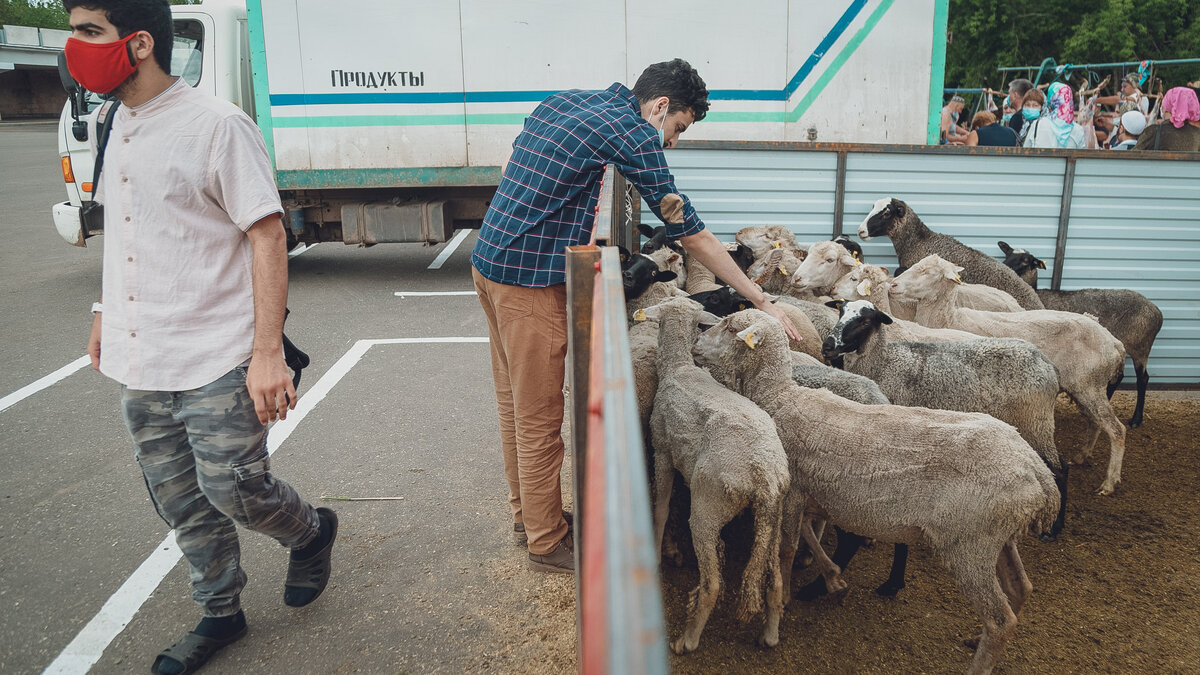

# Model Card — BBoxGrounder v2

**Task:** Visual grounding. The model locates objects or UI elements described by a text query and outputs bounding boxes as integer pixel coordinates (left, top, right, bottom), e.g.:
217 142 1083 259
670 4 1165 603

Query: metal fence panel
1065 158 1200 383
666 143 1200 384
841 152 1065 275
668 149 837 242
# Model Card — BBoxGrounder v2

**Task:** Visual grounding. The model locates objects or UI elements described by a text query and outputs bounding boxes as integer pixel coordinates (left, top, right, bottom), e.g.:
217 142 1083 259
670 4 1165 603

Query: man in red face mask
64 1 336 673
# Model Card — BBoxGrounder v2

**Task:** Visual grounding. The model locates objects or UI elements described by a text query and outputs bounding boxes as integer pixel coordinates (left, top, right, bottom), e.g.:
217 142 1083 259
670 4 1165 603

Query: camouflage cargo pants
121 365 319 617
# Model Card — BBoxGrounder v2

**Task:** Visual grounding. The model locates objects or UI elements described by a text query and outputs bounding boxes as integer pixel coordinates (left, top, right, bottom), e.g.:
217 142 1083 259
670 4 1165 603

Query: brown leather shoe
513 511 573 546
528 538 575 574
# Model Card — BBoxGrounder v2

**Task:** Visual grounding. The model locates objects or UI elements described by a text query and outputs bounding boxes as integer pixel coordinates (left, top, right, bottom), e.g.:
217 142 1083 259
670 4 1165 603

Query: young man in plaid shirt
471 59 800 574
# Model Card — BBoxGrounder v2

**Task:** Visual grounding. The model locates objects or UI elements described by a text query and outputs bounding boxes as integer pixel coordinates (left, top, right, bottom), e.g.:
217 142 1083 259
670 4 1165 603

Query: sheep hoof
1097 483 1117 496
757 632 779 649
670 637 696 655
962 636 980 650
874 580 905 597
1038 531 1058 543
1127 416 1142 429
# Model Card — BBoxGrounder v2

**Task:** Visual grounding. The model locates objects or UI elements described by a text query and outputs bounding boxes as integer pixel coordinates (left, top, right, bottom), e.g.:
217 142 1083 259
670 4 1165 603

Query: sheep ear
654 270 678 283
637 224 656 238
737 327 759 350
946 265 965 284
762 292 779 302
879 266 891 276
825 298 846 311
856 279 872 297
698 311 722 326
666 253 681 266
617 245 631 263
997 241 1013 255
1037 259 1047 270
875 310 894 325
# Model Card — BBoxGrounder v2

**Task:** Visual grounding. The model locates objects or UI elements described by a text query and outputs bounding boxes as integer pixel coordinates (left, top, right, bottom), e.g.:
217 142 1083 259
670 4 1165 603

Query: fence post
832 150 848 238
1052 157 1077 291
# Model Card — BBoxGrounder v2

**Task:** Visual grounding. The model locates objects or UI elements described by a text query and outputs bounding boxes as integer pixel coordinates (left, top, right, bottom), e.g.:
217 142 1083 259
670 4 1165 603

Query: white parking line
427 228 472 270
0 355 90 414
42 337 488 675
393 291 477 297
288 242 317 258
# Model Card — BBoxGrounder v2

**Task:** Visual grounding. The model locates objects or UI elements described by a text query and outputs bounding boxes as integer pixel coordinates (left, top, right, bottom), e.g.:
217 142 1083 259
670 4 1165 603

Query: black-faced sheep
857 197 1044 310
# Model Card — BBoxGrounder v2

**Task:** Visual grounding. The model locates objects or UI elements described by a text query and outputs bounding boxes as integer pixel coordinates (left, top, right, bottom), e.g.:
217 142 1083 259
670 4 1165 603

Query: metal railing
566 166 668 675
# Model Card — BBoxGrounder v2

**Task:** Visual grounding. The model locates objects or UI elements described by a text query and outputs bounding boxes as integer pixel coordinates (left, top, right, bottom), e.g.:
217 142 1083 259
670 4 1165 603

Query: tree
0 0 69 30
947 0 1200 93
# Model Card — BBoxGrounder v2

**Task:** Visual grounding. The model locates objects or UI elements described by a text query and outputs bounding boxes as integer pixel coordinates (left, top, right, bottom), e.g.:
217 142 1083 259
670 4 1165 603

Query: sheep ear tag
852 250 863 262
778 264 788 275
772 241 783 249
857 279 872 297
633 308 648 322
737 328 758 350
1038 260 1047 270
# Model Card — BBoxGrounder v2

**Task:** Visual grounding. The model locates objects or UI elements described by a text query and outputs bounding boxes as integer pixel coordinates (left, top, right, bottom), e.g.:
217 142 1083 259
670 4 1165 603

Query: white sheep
830 264 980 344
643 297 790 653
892 254 1128 495
795 240 1023 316
736 225 803 258
823 300 1068 539
694 309 1060 675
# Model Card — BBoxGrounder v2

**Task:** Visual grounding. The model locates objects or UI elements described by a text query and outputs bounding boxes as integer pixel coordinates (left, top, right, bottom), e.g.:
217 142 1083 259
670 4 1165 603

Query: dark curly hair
63 0 173 73
632 58 710 122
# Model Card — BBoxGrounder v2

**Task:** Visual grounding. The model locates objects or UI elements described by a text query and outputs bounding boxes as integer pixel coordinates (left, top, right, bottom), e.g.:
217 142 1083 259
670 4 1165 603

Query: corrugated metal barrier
669 142 1200 385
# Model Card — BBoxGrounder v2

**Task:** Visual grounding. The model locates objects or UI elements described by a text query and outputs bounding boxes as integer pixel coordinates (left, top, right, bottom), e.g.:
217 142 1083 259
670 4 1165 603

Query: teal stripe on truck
274 167 503 189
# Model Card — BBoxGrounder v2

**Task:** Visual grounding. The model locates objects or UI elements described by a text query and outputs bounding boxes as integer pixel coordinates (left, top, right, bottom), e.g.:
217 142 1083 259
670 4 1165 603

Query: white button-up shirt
97 78 282 391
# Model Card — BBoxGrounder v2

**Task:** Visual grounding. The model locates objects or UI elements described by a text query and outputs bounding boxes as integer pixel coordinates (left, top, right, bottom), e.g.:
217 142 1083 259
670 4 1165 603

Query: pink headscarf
1162 87 1200 128
1047 83 1074 124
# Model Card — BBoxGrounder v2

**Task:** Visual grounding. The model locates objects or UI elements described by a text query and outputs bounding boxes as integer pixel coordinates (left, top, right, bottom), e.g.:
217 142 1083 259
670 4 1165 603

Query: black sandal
284 507 338 607
151 625 247 674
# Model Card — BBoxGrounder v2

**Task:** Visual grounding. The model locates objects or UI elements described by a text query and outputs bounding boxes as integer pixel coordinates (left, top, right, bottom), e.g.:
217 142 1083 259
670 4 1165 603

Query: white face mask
655 105 668 148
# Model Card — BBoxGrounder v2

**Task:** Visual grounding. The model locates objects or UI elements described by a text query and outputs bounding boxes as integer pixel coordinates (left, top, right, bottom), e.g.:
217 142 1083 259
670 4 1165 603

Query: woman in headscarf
1022 83 1087 149
1134 87 1200 151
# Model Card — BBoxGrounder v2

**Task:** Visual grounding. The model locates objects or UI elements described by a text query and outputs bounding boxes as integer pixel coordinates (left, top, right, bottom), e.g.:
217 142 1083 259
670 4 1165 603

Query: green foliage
0 0 69 31
947 0 1200 92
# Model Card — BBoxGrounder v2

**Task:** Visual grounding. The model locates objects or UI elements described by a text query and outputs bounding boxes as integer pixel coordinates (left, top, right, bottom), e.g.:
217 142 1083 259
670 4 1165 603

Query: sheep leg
996 538 1032 616
798 519 828 567
800 515 846 594
1075 388 1128 495
742 499 785 648
944 545 1019 675
778 487 806 599
1042 464 1068 541
672 489 738 655
651 449 675 563
1128 364 1148 428
1106 369 1124 399
796 526 866 601
876 543 909 596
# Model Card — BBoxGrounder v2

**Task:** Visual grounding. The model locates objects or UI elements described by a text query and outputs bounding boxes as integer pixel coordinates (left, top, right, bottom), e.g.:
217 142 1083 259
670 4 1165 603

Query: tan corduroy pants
472 268 570 555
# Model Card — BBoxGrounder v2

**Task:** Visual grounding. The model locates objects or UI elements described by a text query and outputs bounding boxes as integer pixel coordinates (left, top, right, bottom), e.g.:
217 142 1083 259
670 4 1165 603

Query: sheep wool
695 308 1059 675
646 297 790 653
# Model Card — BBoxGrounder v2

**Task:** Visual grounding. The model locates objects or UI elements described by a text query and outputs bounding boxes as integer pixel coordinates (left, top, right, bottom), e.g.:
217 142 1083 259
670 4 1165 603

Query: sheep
829 265 981 344
832 234 864 263
892 254 1129 495
997 241 1164 428
802 237 1023 317
689 287 825 363
694 308 1059 675
747 247 807 297
643 297 790 653
620 247 677 300
822 300 1068 540
647 245 687 289
736 225 803 258
637 222 684 254
857 197 1044 310
787 352 913 601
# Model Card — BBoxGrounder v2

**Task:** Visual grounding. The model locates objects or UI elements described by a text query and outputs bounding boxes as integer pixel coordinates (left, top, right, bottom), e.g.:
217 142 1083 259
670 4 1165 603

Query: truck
52 0 946 247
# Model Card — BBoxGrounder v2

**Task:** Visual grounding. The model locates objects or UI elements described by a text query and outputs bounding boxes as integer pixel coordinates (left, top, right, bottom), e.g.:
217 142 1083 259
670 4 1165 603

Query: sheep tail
1029 468 1061 537
736 498 782 623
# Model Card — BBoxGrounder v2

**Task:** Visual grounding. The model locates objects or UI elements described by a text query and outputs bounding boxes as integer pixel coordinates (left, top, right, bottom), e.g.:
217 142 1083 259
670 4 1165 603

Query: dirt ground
661 391 1200 674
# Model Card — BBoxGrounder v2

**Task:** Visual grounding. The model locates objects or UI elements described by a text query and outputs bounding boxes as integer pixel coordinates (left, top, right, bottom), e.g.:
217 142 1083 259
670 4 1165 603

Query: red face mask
64 32 143 94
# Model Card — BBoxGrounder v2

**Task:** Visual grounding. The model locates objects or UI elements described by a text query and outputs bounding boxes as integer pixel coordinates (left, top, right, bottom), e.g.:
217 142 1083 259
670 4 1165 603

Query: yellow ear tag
852 251 863 262
863 281 871 296
778 264 788 275
633 309 647 322
772 241 783 249
954 274 962 284
743 332 757 349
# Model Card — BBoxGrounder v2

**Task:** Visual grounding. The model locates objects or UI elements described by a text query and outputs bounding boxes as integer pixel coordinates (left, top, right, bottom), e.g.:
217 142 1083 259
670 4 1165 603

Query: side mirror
57 51 89 141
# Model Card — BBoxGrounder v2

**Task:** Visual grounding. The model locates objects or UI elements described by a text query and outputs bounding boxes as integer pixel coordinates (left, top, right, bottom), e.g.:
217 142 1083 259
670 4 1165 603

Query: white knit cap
1120 110 1147 135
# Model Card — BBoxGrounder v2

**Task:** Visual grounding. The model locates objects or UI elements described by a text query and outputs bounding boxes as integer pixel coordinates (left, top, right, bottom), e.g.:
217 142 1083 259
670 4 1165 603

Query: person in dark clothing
966 111 1018 147
1007 78 1035 138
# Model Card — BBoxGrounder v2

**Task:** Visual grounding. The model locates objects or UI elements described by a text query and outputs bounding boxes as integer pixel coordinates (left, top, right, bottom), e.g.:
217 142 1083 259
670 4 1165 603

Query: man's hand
246 353 296 425
755 299 803 343
87 313 102 371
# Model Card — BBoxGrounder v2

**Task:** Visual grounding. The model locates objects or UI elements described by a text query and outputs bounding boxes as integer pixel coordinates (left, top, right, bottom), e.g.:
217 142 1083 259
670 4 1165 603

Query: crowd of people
940 74 1200 151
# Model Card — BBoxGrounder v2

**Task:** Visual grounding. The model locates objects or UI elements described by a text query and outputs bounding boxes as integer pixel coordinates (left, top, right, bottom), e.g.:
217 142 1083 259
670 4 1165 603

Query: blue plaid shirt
471 83 705 287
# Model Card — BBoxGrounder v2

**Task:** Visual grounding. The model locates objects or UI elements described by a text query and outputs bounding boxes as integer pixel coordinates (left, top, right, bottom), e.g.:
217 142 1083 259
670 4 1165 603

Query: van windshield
171 19 204 86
